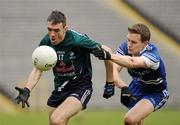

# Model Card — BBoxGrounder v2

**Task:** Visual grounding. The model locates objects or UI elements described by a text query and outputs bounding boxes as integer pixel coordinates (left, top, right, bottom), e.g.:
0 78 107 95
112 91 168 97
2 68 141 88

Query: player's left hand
120 86 138 106
103 82 115 99
121 86 131 106
93 48 111 60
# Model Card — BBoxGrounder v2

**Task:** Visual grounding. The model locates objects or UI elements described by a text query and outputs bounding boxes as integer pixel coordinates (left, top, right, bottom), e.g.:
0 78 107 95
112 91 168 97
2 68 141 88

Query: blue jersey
117 41 168 98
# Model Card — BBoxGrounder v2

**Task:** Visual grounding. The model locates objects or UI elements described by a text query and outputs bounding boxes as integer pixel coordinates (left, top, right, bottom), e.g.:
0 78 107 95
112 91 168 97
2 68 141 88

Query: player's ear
142 40 148 47
64 25 68 32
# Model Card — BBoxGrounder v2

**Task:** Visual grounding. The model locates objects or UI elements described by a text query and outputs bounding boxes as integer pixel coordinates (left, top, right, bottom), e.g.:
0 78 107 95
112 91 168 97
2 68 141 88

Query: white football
32 46 57 71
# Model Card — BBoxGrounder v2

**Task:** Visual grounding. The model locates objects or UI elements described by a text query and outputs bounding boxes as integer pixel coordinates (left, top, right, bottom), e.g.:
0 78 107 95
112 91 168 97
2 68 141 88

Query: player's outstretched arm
25 67 42 91
15 67 42 108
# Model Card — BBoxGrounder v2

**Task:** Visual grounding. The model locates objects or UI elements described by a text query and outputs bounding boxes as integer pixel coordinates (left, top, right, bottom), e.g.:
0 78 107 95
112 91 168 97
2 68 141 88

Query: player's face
47 21 67 45
127 32 148 56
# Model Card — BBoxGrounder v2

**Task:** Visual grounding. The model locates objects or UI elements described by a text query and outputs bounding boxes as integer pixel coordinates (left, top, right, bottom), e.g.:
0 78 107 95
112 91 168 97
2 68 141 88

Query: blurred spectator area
0 83 18 113
124 0 180 44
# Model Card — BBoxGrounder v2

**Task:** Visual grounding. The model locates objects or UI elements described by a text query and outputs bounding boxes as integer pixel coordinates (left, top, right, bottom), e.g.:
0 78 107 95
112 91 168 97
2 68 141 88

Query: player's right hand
15 86 30 108
103 82 115 99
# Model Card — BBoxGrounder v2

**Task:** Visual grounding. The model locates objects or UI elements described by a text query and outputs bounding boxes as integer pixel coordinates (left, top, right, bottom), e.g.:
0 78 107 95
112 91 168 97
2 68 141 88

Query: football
32 45 57 71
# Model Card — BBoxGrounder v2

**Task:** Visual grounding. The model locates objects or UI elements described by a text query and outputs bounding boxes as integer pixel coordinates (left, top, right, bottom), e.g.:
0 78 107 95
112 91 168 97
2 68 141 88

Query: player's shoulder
117 40 128 55
141 42 161 60
148 42 158 50
67 29 90 45
143 42 159 54
68 29 87 38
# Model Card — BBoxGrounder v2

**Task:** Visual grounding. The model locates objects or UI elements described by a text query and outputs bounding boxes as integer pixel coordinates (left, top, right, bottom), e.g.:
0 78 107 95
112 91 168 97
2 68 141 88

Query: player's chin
50 39 58 45
128 50 133 55
51 41 56 45
51 38 63 45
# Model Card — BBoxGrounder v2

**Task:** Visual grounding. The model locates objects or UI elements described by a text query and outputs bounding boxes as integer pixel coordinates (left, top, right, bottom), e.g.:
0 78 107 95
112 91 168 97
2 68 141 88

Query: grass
0 109 180 125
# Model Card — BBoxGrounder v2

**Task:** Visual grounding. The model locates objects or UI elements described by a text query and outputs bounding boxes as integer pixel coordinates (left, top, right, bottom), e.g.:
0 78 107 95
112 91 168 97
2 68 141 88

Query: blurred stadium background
0 0 180 115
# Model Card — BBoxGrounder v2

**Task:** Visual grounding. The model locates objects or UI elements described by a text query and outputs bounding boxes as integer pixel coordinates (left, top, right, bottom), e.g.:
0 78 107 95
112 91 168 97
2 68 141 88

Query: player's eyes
47 28 52 32
127 39 137 44
48 28 60 33
54 29 60 33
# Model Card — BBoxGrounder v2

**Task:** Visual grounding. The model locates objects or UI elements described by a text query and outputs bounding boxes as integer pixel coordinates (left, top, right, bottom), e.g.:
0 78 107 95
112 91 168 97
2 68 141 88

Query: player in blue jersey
14 10 113 125
94 23 169 125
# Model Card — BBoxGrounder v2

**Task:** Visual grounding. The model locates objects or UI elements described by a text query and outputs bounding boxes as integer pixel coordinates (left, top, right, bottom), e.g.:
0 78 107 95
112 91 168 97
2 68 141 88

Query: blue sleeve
142 51 160 63
141 44 160 63
116 41 128 55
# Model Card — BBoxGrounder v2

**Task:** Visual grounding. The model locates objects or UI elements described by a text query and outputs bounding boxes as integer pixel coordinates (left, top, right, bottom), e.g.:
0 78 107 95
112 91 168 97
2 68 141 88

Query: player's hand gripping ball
32 46 57 71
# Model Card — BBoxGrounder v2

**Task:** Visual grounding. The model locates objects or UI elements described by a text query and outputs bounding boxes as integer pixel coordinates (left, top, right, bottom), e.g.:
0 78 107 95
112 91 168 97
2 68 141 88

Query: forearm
113 65 127 88
102 45 114 82
25 67 42 91
111 54 133 68
114 77 127 88
104 60 114 82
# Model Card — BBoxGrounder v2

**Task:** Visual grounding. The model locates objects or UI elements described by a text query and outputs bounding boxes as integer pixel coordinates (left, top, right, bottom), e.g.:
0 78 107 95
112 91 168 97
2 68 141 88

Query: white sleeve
141 56 160 70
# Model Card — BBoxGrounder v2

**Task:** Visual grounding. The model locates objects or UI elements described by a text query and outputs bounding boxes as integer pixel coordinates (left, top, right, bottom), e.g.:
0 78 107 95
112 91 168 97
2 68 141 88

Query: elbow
120 62 134 68
129 63 135 68
126 62 138 68
126 58 137 68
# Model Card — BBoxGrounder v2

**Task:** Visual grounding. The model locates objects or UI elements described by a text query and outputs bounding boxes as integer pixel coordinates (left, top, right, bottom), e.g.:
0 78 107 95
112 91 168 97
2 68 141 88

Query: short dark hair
128 23 151 42
47 10 66 27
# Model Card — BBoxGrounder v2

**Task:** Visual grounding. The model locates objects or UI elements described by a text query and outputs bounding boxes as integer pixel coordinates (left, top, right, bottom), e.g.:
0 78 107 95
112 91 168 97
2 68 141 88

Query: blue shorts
126 89 169 111
47 75 93 110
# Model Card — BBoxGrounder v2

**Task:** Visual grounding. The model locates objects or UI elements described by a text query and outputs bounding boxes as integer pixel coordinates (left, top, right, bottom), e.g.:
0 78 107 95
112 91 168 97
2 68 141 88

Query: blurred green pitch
0 109 180 125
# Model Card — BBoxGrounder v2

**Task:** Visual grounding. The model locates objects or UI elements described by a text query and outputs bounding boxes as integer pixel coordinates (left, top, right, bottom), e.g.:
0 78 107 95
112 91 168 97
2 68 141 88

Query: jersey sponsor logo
54 51 76 77
129 68 151 76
